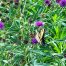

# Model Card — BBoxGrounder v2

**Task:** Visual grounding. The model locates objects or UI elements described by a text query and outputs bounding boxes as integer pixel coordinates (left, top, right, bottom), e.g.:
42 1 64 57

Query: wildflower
45 0 51 6
31 38 38 44
35 21 44 27
0 21 4 30
59 0 66 7
56 0 61 3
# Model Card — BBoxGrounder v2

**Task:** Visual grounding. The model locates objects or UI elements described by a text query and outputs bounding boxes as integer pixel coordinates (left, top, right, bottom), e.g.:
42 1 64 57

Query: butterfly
35 28 45 46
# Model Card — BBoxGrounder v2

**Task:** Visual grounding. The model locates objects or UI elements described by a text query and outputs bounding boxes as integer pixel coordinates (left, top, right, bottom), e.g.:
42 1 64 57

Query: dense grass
0 0 66 66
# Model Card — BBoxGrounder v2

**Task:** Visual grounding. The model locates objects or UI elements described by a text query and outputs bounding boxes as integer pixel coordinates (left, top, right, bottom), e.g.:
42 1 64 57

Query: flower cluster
56 0 66 7
31 21 44 44
44 0 66 7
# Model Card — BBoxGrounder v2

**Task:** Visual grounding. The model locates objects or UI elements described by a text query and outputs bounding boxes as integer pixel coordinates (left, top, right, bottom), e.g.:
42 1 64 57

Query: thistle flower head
59 0 66 7
0 21 4 30
45 0 51 6
31 38 38 44
35 21 44 27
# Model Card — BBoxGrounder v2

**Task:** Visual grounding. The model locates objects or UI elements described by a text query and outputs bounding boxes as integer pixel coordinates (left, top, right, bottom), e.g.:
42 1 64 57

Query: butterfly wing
39 29 45 45
35 29 45 45
41 30 45 46
35 32 40 43
39 29 44 40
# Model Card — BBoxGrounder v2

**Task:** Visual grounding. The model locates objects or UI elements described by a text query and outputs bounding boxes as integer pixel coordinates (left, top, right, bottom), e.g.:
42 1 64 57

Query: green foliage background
0 0 66 66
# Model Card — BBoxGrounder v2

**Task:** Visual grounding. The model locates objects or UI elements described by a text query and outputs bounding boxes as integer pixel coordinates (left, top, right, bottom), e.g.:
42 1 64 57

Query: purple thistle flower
59 0 66 7
45 0 51 6
0 21 4 30
31 38 38 44
35 21 44 27
56 0 61 3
